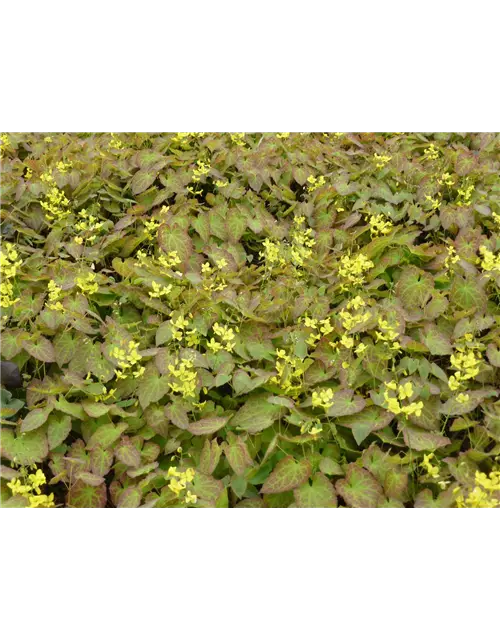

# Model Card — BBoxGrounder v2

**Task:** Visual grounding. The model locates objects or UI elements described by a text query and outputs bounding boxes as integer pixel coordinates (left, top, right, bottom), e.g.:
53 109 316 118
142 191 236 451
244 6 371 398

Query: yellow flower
373 153 392 169
398 382 413 401
340 335 354 349
385 396 401 414
312 388 334 410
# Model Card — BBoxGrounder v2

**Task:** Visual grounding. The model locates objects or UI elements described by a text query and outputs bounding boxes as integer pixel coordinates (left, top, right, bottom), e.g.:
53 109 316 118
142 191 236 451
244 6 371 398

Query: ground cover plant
1 131 500 508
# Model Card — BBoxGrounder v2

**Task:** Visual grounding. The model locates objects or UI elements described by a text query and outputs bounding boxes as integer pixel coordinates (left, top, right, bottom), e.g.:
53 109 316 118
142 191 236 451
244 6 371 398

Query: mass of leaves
1 132 500 508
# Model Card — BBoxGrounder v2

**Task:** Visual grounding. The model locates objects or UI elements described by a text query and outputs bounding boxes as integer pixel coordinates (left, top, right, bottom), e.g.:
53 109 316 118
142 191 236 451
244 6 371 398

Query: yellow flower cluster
373 153 392 169
259 238 286 270
477 246 500 275
192 159 211 181
172 131 206 147
312 388 334 410
270 349 308 398
383 381 423 417
306 175 326 192
444 245 459 270
437 172 454 187
420 453 440 479
46 279 64 311
448 346 481 391
425 193 442 210
276 132 290 139
300 315 334 348
167 358 198 398
290 216 316 267
110 339 144 380
168 314 199 347
339 296 372 331
7 466 55 508
143 217 162 240
188 186 203 196
135 249 183 276
40 171 72 222
74 208 106 245
166 466 197 504
300 418 322 436
338 253 374 290
75 271 99 295
207 322 236 353
0 133 10 158
423 143 439 161
230 132 246 146
456 180 474 207
215 180 229 188
0 242 22 308
455 470 500 508
109 133 123 149
149 281 173 299
367 212 393 237
375 318 398 342
56 160 73 173
201 258 228 292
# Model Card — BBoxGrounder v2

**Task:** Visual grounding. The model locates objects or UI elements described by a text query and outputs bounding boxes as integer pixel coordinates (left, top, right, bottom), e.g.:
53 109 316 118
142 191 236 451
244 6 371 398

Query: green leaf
87 423 127 450
90 446 114 476
226 208 247 243
54 331 76 368
75 471 105 486
414 487 457 508
261 456 312 494
294 473 337 507
47 413 72 449
67 481 107 508
137 366 170 409
20 406 53 433
117 486 142 508
487 344 500 368
115 437 141 467
319 457 344 476
55 396 86 420
335 464 384 508
337 406 393 446
326 389 366 418
127 462 159 478
223 437 253 476
155 321 172 346
361 444 395 484
157 225 193 266
81 399 110 418
1 329 29 359
420 325 452 355
396 267 434 309
199 439 222 475
23 336 56 363
450 275 487 311
165 399 189 430
187 415 230 436
230 394 282 434
440 390 495 417
402 424 451 451
192 472 224 507
383 469 408 501
132 169 157 195
0 428 48 465
0 390 25 418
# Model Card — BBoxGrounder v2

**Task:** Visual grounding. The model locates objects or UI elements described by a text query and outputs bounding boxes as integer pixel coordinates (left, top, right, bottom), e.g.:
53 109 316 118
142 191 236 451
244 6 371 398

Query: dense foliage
1 131 500 508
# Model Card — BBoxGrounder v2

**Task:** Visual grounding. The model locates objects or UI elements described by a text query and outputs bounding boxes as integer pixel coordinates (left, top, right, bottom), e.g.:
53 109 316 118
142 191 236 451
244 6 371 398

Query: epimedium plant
0 131 500 508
